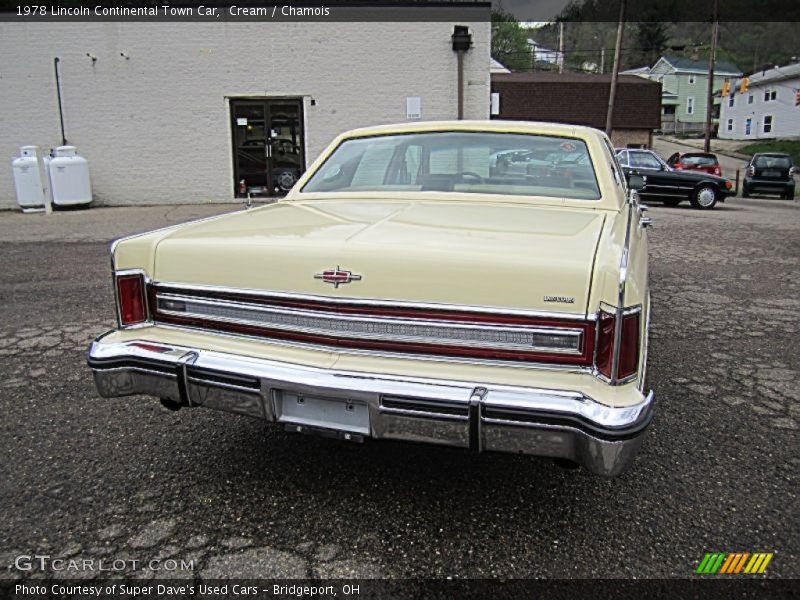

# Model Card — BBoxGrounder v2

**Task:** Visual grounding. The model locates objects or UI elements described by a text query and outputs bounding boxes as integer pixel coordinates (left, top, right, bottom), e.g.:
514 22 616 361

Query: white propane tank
49 145 93 206
12 145 47 209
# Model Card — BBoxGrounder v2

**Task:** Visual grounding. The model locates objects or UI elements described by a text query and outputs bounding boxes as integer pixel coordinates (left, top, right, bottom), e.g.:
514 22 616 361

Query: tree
634 22 670 67
491 9 532 71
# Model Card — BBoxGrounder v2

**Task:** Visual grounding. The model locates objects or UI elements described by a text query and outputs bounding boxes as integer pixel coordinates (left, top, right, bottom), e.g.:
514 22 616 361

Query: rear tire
691 184 718 210
662 198 682 207
741 186 750 198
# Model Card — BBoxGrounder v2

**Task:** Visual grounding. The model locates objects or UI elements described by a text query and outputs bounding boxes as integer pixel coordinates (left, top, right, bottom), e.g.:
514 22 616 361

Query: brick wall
0 22 489 208
610 129 652 149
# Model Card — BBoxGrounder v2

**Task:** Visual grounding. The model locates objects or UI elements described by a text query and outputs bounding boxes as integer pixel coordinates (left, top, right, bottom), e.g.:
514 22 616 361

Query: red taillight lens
596 309 640 382
618 311 640 380
714 166 721 176
596 311 615 379
117 274 147 325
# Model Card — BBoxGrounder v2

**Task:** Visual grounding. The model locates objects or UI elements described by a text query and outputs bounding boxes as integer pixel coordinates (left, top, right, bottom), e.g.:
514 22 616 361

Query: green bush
739 140 800 165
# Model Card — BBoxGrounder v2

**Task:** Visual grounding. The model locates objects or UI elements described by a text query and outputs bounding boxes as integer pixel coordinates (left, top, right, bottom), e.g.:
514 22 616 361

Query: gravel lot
1 195 798 581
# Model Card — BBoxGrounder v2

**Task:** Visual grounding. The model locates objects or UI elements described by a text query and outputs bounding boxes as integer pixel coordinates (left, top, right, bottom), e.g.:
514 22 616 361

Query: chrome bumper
87 334 654 476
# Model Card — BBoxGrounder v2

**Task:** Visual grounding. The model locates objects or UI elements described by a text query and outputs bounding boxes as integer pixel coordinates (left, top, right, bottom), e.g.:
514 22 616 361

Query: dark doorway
230 98 305 197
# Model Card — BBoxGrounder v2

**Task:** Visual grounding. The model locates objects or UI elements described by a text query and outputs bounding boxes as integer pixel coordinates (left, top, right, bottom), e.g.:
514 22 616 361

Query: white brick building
719 63 800 140
0 20 489 208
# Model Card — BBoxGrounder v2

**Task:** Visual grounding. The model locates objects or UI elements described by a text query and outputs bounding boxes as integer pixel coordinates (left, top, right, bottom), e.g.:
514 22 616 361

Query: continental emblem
314 266 362 288
543 295 575 304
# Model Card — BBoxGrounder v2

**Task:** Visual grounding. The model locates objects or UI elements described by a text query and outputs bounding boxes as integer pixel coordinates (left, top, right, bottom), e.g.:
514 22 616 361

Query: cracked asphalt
0 195 798 581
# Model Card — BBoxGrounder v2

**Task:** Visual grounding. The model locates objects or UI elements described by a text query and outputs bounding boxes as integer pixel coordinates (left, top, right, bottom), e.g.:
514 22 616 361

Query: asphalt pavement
0 197 798 581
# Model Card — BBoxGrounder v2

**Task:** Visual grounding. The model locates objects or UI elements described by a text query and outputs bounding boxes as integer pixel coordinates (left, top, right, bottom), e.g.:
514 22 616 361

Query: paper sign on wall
491 92 500 116
237 118 248 126
406 96 421 119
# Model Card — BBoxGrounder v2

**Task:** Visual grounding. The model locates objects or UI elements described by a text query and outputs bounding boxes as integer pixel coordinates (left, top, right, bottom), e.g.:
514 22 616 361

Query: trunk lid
152 199 607 315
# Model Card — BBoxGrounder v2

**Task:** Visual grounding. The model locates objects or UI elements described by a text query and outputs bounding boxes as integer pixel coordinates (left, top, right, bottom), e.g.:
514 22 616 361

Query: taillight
596 308 640 382
618 311 640 380
116 273 147 326
714 166 721 176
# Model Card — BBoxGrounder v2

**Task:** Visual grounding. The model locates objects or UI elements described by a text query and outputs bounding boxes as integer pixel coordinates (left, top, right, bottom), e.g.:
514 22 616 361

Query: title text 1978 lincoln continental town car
88 121 654 476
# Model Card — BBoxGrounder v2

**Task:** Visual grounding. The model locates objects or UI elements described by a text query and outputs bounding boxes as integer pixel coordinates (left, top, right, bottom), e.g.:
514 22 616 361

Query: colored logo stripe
697 552 773 574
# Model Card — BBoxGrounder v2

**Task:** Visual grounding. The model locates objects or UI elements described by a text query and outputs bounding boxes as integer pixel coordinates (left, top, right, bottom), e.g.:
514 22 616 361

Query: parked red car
667 152 722 177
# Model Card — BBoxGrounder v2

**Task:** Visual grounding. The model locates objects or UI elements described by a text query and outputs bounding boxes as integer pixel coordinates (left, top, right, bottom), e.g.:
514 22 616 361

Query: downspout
54 57 67 146
451 26 472 120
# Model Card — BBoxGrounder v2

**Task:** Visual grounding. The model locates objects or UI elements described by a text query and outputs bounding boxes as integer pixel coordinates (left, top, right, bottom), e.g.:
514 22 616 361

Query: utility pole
704 0 719 152
605 0 626 137
558 21 565 74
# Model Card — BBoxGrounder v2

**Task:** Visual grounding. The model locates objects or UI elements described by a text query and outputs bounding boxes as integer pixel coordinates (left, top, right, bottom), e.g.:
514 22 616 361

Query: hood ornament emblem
315 266 362 288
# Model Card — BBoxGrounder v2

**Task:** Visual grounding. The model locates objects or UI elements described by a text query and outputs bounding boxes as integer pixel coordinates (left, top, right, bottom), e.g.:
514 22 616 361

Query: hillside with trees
493 8 800 76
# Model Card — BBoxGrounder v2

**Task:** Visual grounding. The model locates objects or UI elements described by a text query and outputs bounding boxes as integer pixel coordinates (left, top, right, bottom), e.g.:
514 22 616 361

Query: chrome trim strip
154 292 585 355
610 200 634 385
639 293 651 392
378 405 469 422
150 322 595 373
150 280 594 321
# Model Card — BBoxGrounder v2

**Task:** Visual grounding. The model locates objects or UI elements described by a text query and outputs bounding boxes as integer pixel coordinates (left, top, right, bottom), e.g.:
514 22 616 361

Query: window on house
763 115 774 134
729 95 735 107
687 97 695 115
764 89 777 102
745 118 752 136
727 119 734 132
688 74 696 84
748 94 754 104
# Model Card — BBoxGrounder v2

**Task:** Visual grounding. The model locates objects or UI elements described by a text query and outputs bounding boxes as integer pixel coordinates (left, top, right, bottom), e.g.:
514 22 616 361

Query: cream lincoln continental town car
88 121 654 476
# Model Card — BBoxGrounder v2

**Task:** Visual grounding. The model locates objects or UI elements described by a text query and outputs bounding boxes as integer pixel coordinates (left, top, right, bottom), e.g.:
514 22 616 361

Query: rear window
681 154 718 166
754 155 791 169
302 131 601 200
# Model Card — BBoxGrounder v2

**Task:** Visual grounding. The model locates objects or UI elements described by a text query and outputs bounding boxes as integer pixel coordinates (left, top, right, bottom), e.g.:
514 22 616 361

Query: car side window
617 151 629 167
629 152 661 170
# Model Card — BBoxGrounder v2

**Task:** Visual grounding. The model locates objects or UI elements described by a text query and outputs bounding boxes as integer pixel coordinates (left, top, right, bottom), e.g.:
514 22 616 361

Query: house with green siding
641 56 742 134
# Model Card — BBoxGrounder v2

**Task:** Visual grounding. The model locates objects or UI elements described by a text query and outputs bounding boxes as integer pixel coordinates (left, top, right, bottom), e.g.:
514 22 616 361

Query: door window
745 118 752 136
230 99 305 197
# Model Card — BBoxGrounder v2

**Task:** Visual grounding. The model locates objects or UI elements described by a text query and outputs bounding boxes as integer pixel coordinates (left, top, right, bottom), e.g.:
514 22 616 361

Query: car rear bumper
744 178 795 191
87 333 654 477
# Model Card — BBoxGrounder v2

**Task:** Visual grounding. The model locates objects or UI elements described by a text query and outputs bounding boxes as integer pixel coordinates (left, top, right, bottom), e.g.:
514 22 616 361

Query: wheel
741 185 750 198
274 170 298 192
691 184 718 210
662 198 682 207
784 189 796 200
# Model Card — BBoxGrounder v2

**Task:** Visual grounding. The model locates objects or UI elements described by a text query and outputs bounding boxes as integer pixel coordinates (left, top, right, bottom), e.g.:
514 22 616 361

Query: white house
719 62 800 140
0 17 489 208
527 38 563 67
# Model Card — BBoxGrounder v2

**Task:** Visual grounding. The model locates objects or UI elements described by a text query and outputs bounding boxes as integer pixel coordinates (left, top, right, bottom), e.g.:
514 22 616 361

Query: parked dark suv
743 153 796 199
